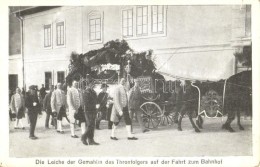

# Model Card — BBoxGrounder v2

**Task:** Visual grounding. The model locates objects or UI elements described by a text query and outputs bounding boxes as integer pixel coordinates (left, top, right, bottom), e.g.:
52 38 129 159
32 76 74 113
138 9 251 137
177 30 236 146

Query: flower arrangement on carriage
65 39 252 133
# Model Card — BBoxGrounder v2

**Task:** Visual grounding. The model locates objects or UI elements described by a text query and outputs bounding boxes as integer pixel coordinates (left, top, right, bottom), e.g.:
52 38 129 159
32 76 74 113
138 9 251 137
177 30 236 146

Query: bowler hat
100 83 109 89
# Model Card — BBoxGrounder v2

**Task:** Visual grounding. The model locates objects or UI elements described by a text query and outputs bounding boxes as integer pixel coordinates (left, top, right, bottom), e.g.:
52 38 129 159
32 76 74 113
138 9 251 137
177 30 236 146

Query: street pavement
9 112 252 157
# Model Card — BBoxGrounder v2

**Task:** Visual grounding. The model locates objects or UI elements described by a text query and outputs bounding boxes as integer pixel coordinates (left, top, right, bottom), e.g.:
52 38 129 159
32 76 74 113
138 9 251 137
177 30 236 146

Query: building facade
9 7 22 92
10 5 251 90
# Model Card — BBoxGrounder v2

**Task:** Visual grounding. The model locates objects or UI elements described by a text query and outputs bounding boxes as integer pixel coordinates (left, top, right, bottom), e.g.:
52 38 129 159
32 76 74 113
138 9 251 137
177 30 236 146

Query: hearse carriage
134 70 251 133
66 39 252 133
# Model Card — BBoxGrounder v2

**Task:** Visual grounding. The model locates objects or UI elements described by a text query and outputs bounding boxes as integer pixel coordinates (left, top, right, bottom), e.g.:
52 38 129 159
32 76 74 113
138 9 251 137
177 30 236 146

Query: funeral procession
8 5 252 157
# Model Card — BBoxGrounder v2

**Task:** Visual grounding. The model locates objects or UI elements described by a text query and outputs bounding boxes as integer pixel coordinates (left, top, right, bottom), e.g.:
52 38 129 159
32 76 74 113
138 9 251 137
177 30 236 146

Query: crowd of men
9 76 150 145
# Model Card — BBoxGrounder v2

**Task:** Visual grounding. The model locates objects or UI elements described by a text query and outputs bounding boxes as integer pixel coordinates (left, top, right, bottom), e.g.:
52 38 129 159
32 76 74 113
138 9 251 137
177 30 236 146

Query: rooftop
10 6 60 16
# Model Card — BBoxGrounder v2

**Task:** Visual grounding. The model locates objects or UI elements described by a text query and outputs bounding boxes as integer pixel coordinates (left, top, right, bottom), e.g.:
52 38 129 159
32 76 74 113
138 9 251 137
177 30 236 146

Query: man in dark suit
40 84 46 102
96 84 109 130
25 85 41 140
129 78 149 133
43 85 56 129
81 75 99 145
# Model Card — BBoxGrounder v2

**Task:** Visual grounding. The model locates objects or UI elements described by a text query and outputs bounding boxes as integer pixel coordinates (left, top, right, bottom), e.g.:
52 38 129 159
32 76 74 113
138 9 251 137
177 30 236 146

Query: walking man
81 75 99 145
96 84 109 130
67 80 85 138
129 79 149 133
39 84 47 102
51 83 66 133
43 85 56 129
25 85 41 139
110 78 138 140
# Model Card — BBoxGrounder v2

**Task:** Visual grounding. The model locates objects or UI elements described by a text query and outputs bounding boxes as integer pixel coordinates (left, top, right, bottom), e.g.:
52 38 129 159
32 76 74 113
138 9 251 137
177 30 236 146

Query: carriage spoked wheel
140 102 162 129
159 102 176 126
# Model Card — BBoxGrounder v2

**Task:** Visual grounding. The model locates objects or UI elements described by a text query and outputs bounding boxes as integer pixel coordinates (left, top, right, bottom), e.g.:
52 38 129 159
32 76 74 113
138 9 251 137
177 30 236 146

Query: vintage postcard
0 0 259 167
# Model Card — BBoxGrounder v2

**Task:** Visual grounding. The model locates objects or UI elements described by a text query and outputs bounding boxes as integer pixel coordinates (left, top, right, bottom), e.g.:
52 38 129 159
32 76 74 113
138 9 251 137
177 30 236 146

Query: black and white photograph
1 1 260 167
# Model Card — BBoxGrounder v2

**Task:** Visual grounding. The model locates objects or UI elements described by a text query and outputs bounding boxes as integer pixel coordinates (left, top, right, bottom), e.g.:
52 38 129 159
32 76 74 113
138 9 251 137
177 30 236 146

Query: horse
221 70 252 132
170 81 200 132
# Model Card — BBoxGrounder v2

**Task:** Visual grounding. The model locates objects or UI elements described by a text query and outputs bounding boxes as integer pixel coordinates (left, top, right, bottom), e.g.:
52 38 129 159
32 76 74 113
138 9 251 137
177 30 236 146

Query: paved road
9 113 252 157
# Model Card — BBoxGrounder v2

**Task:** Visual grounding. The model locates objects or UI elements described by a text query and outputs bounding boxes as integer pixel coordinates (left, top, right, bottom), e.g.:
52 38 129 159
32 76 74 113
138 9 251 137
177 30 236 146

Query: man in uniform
25 85 41 139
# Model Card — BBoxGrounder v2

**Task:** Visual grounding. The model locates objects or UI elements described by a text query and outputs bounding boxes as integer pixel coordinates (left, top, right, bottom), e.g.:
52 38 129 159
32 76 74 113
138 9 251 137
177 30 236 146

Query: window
56 22 65 46
89 13 102 42
136 6 148 36
152 6 164 33
121 6 167 39
122 9 133 37
44 24 52 47
57 71 65 84
45 72 52 90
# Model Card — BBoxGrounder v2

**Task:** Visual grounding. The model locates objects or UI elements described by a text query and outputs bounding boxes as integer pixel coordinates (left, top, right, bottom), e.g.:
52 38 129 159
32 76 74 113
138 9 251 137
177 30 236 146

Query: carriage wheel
160 110 176 126
140 102 162 129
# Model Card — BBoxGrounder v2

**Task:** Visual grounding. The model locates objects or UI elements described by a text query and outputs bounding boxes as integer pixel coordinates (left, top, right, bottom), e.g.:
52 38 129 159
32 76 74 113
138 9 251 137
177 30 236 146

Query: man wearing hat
25 85 41 139
81 75 99 145
96 83 109 130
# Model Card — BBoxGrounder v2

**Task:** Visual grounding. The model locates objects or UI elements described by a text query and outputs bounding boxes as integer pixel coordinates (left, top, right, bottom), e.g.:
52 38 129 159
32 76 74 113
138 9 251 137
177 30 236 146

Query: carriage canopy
155 49 235 81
